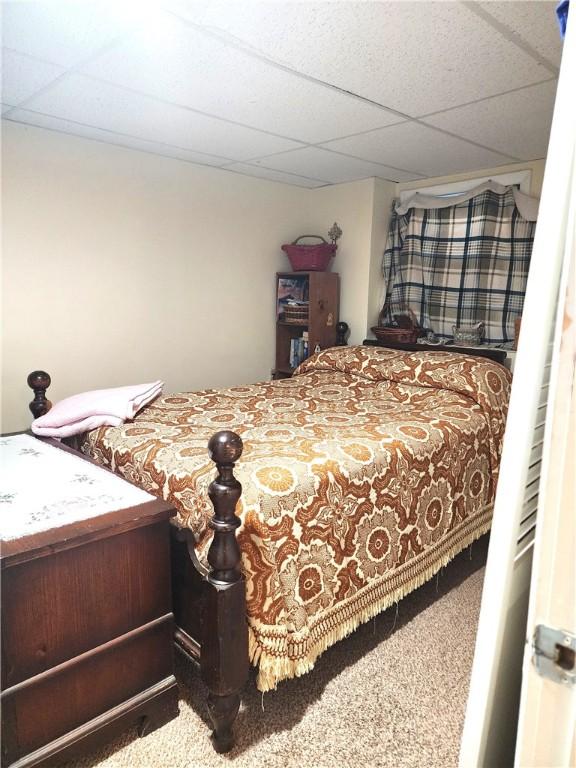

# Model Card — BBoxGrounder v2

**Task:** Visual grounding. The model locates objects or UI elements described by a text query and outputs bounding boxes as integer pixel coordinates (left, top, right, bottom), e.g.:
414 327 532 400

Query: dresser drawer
2 616 174 764
2 521 172 689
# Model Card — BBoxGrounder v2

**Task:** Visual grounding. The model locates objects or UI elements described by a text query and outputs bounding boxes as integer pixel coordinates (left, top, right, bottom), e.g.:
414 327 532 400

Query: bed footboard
171 432 248 752
26 372 249 753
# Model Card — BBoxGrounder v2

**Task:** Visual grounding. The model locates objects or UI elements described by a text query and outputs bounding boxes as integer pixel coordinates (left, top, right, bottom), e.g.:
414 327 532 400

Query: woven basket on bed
372 308 422 344
371 326 421 344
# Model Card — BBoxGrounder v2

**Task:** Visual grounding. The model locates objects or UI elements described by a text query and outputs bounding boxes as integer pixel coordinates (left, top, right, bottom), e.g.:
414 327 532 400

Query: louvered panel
525 459 542 486
515 525 537 557
516 488 540 558
518 511 537 541
538 383 550 406
521 493 539 523
529 440 544 466
514 340 553 557
534 405 547 430
531 424 546 446
516 496 541 555
523 478 540 501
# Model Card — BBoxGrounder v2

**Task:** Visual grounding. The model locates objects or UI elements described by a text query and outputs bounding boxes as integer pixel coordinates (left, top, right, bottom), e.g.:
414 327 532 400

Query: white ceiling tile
22 75 302 161
1 1 129 68
2 1 560 188
4 109 230 167
163 0 222 24
198 1 552 115
322 122 515 177
224 163 327 188
1 49 65 107
478 1 562 67
80 17 403 144
249 147 423 184
424 80 557 161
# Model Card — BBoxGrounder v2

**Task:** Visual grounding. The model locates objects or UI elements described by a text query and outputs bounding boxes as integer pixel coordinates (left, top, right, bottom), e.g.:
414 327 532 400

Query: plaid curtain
381 187 536 344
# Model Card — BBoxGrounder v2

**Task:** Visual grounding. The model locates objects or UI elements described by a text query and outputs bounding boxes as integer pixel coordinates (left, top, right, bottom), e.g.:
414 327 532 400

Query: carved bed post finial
27 370 52 418
207 430 244 585
336 321 349 346
202 430 248 753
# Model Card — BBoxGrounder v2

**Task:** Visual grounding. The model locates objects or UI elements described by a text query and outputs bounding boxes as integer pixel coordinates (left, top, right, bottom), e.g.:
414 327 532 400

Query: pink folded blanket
31 380 163 438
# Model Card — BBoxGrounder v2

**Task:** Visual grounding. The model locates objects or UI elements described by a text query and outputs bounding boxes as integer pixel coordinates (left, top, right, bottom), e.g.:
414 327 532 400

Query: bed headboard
362 339 508 365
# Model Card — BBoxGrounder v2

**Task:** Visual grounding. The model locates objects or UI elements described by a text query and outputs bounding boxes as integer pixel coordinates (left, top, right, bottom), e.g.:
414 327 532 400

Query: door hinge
533 625 575 686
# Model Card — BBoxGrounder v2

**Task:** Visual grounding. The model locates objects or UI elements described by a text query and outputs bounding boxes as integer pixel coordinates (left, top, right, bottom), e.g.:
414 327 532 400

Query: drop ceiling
1 1 562 188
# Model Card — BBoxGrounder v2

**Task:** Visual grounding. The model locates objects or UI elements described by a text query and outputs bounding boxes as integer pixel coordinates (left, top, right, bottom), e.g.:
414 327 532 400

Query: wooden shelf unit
273 271 339 379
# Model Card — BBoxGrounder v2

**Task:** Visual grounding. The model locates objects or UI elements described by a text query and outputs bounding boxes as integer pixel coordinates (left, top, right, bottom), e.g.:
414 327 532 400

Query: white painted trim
399 170 532 202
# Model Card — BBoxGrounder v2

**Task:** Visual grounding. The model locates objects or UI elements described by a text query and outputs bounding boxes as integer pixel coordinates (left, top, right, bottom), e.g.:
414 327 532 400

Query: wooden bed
26 343 511 753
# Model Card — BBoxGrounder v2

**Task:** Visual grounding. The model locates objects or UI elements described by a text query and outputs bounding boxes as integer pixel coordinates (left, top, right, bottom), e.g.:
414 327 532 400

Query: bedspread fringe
250 517 491 692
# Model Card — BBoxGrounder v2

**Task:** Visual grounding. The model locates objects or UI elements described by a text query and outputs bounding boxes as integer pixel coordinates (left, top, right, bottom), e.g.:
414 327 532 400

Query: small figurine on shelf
328 222 343 244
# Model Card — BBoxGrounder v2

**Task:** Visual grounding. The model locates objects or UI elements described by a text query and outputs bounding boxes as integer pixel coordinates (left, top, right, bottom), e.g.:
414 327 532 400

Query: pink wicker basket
282 236 337 271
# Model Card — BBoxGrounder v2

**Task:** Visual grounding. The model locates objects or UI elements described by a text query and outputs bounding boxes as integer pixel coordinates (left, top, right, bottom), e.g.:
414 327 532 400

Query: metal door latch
533 625 575 685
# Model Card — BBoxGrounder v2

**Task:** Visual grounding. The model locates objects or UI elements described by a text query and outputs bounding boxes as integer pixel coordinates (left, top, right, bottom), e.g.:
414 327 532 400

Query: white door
460 10 575 767
514 149 576 768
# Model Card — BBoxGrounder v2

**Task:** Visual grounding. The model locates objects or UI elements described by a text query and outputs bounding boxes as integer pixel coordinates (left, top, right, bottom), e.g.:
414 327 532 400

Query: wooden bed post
203 430 249 753
27 370 52 418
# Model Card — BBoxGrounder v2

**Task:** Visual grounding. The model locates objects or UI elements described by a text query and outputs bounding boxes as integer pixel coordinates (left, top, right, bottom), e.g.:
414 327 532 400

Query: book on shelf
289 334 309 369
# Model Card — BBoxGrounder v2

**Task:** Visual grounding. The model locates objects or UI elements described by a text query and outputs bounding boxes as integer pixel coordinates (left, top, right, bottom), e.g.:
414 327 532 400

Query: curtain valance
396 180 539 221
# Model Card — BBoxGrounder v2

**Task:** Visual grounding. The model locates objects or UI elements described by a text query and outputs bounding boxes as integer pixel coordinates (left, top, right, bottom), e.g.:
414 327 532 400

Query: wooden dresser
1 435 179 767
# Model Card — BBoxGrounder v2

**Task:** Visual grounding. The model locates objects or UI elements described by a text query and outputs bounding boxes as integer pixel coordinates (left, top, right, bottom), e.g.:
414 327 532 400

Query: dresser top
1 434 156 541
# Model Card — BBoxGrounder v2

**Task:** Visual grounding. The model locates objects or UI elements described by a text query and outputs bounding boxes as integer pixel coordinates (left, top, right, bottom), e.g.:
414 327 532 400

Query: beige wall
1 122 397 432
305 177 395 345
1 120 547 432
1 122 310 432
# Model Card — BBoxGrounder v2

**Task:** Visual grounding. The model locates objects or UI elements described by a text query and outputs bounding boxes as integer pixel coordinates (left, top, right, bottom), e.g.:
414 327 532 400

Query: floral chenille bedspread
81 346 511 690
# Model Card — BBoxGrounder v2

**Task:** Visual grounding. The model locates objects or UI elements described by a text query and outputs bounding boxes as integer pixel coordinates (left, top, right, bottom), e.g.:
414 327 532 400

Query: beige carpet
65 536 489 768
